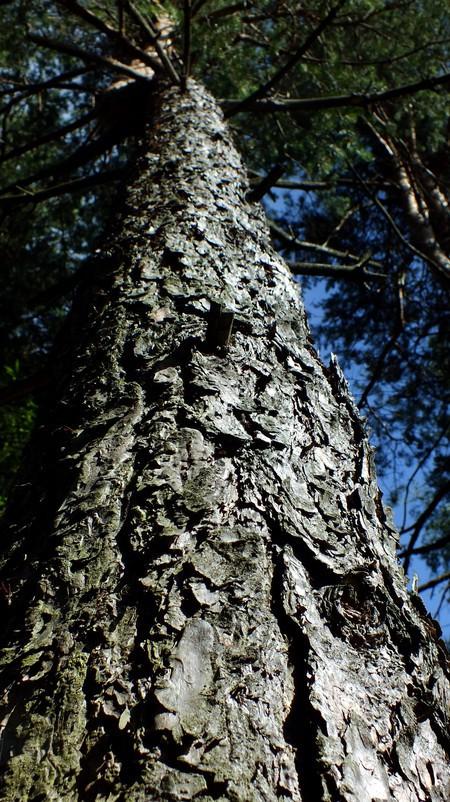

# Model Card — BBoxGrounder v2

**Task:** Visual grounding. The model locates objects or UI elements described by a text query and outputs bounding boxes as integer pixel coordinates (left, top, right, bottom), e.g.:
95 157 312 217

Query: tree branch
196 1 249 20
0 369 49 406
288 256 385 279
249 173 392 191
400 423 449 533
54 0 163 75
222 70 450 115
246 162 285 201
224 0 347 118
122 0 180 84
0 168 126 209
0 110 96 165
357 329 403 410
117 0 125 35
339 37 450 67
269 219 383 270
398 532 450 559
418 572 450 593
28 33 155 84
0 66 91 99
348 159 450 286
402 479 450 574
182 0 193 91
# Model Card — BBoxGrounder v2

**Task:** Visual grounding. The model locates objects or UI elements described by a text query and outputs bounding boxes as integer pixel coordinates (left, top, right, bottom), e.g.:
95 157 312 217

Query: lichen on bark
0 80 449 802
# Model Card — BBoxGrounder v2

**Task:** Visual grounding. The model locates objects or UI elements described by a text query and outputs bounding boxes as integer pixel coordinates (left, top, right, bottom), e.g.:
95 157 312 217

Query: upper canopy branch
28 33 157 84
52 0 167 78
222 71 450 115
121 0 180 84
358 118 450 287
224 0 347 118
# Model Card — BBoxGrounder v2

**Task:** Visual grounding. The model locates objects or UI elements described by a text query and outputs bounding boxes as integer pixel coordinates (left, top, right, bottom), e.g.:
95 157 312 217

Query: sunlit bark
0 81 449 802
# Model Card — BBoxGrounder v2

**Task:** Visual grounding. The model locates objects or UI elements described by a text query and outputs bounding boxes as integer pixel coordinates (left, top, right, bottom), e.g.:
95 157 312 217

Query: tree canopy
0 0 449 621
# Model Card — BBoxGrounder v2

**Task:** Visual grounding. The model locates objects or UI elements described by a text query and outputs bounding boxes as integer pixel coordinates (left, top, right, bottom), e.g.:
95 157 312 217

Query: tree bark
0 80 449 802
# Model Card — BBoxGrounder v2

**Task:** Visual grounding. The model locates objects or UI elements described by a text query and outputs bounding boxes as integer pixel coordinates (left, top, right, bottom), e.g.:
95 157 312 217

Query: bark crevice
269 543 328 802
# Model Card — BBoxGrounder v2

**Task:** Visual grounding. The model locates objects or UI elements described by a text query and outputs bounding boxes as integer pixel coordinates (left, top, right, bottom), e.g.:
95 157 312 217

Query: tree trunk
0 81 449 802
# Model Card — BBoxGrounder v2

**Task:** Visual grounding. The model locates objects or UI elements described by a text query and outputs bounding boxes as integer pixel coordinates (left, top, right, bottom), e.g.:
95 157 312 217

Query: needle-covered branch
0 66 91 99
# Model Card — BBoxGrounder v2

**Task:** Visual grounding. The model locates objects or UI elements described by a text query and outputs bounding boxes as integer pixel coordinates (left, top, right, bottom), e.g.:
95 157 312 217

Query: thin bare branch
323 201 361 247
248 172 392 191
288 257 385 279
398 532 450 559
269 219 383 270
418 572 450 593
402 479 450 574
400 424 449 533
357 329 403 410
182 0 193 91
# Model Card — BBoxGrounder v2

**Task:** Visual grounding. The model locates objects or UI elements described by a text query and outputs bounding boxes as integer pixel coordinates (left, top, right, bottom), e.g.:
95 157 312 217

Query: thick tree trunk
0 81 449 802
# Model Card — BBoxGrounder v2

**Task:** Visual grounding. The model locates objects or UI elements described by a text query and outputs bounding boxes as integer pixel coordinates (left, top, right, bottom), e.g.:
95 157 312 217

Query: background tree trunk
0 81 449 802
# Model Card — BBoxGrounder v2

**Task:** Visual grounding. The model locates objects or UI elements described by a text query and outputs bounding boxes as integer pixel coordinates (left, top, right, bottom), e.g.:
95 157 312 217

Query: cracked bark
0 81 449 802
